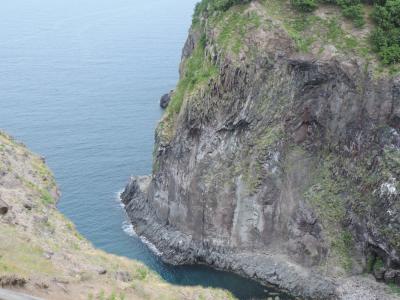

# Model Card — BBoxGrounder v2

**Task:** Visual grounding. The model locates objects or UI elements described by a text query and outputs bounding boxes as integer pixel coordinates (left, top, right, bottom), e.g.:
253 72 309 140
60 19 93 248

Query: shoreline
122 175 400 300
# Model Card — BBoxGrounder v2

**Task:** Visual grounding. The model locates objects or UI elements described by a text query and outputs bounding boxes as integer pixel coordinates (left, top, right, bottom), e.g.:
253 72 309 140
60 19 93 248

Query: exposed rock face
122 2 400 299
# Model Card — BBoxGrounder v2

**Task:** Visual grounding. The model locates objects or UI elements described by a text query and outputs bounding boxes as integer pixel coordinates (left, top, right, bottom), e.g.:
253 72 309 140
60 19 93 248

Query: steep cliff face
122 1 400 299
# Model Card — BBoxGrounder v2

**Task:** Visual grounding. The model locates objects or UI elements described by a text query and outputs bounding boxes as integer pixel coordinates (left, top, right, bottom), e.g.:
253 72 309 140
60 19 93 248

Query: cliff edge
122 0 400 299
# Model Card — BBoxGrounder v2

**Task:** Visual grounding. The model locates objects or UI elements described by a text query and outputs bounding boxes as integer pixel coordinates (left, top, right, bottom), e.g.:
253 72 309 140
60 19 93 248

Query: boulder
160 90 173 109
0 199 9 215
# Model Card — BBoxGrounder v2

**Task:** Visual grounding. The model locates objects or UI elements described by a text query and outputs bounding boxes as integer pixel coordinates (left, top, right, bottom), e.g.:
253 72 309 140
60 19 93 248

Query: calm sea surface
0 1 288 299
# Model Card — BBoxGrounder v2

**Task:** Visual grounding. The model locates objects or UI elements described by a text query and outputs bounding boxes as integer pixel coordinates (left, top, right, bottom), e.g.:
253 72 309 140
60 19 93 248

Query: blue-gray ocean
0 1 286 298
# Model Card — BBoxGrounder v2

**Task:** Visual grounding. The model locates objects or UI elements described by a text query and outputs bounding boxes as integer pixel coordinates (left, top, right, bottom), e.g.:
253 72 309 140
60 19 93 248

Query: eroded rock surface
122 1 400 299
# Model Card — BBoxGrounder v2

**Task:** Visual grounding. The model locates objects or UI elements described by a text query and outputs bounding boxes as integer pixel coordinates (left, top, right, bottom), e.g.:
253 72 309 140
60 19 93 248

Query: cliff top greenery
193 0 400 66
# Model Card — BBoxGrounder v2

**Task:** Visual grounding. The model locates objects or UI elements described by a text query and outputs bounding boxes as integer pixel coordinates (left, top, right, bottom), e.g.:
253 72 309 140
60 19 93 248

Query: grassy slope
0 131 234 300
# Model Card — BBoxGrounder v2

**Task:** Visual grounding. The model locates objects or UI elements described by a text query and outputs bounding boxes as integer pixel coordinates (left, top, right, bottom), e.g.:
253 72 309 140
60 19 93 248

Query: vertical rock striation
122 1 400 299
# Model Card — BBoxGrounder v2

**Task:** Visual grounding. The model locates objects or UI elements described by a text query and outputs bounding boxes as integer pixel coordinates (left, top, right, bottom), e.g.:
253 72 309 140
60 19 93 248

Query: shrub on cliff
291 0 318 12
371 0 400 64
194 0 251 21
290 0 400 64
193 0 400 65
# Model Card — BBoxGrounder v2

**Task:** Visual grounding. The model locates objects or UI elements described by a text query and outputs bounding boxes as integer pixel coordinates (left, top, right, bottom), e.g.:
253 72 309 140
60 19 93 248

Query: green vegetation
0 227 55 276
193 0 251 23
291 0 365 27
303 154 354 273
167 41 218 116
371 1 400 64
332 231 354 272
373 257 385 271
40 189 55 205
237 126 283 194
389 282 400 295
97 291 126 300
134 266 149 280
159 35 218 142
291 0 318 12
216 8 261 54
287 0 400 64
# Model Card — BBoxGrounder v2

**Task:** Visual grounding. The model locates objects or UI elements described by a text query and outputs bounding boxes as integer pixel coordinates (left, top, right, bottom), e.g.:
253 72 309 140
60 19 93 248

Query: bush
193 0 400 65
370 0 400 64
342 4 365 27
193 0 251 21
380 44 400 64
372 0 400 30
291 0 318 11
290 0 400 65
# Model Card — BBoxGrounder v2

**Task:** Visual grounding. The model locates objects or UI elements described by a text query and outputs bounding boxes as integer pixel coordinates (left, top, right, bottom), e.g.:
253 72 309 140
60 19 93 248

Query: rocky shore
122 176 398 300
122 176 338 299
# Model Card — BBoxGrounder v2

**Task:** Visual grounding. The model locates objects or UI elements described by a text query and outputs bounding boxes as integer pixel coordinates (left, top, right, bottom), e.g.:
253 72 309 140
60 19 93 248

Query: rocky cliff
0 131 233 300
122 1 400 299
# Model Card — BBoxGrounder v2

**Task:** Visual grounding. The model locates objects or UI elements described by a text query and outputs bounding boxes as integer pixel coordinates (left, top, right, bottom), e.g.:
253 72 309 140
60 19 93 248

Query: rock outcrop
160 90 173 109
122 1 400 299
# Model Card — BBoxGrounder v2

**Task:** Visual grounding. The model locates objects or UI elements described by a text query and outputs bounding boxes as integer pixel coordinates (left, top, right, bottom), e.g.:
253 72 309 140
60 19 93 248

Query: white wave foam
121 221 137 237
115 190 125 208
118 190 163 256
121 221 163 256
140 235 163 256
